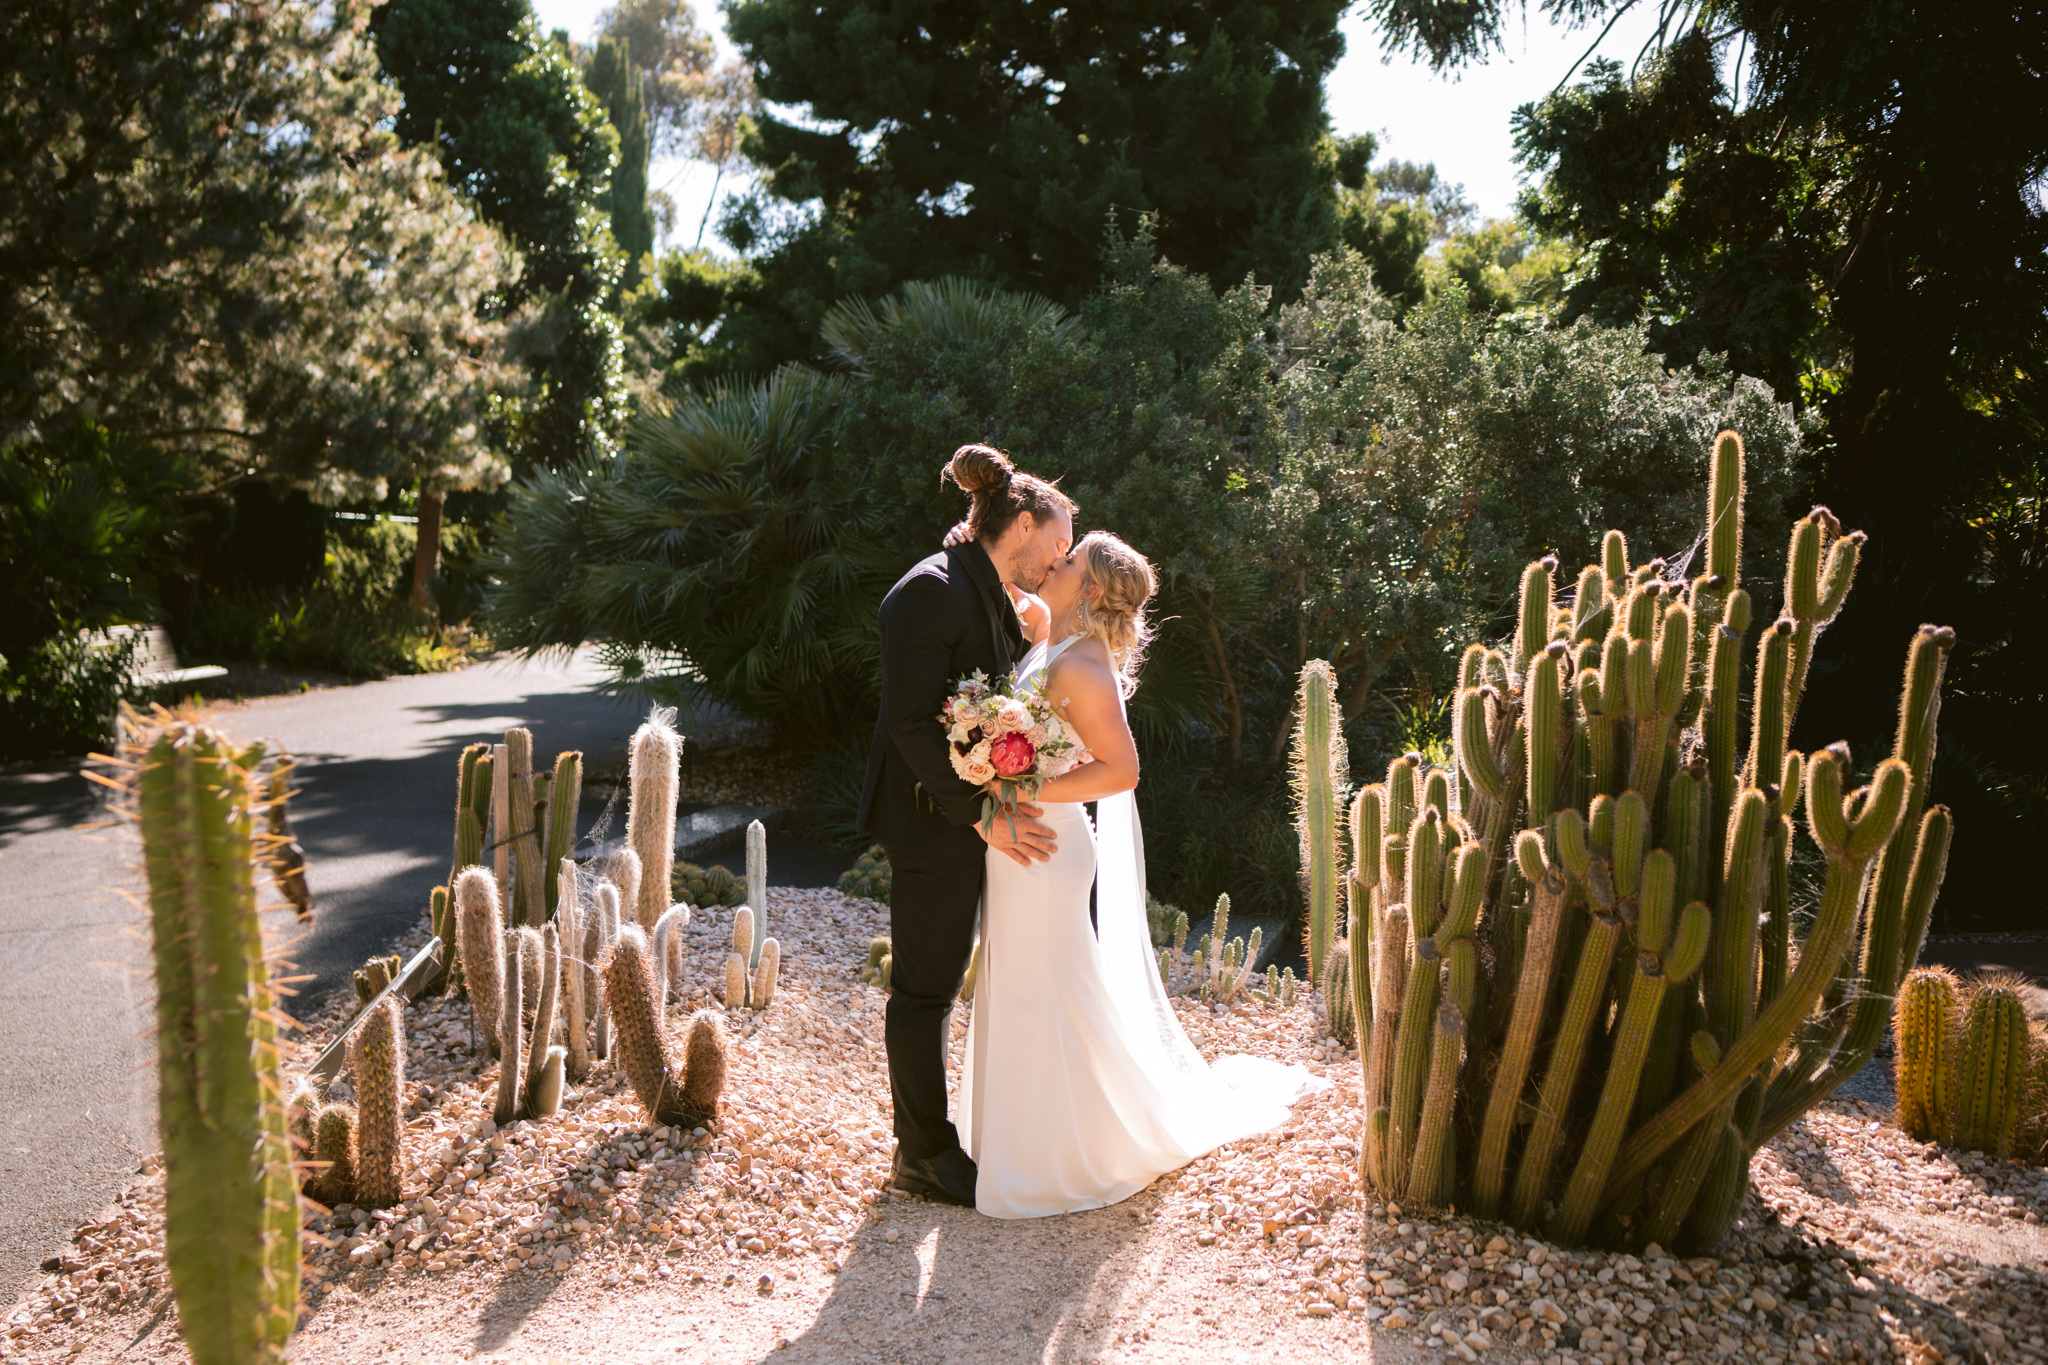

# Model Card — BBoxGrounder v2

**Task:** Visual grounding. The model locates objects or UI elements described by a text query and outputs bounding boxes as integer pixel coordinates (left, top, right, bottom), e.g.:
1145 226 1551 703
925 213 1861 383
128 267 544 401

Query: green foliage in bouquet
1337 430 1955 1252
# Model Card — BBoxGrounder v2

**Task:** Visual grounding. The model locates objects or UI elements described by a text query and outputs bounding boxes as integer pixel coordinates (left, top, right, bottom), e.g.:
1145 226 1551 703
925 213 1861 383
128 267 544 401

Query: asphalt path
0 649 850 1308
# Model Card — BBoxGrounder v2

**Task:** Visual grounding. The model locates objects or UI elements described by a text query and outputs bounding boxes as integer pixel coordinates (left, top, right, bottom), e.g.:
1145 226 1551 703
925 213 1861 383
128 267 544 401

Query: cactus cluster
1896 967 2048 1161
125 717 299 1362
837 845 893 902
603 925 729 1128
1325 430 1955 1252
722 821 782 1008
1155 894 1273 1006
674 860 747 907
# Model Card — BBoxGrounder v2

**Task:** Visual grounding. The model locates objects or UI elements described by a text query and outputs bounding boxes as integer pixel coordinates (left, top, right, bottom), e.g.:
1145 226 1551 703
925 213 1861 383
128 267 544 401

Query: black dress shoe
891 1145 978 1207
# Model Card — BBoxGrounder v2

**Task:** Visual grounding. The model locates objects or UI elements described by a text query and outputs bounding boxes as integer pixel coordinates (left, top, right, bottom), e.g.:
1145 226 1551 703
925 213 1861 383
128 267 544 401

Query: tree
588 36 656 287
700 0 1350 377
373 0 629 471
596 0 716 155
1 0 520 492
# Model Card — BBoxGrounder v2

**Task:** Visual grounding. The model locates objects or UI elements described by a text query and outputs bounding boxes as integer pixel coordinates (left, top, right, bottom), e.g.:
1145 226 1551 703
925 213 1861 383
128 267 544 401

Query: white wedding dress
960 637 1326 1219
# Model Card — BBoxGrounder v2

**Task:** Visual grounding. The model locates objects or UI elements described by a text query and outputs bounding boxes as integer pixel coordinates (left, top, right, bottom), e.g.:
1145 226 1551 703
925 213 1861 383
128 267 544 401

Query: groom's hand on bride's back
979 800 1057 866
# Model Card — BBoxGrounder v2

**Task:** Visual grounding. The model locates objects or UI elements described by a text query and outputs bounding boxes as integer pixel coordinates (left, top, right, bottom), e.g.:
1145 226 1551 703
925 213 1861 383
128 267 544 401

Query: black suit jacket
857 541 1027 855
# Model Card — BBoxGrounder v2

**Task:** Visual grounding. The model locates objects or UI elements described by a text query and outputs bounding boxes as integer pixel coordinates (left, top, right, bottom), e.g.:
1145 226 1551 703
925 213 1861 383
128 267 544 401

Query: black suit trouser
881 842 984 1160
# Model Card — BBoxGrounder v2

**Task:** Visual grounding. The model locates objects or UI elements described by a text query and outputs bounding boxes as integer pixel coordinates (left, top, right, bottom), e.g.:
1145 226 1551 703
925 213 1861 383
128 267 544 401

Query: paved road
0 650 686 1307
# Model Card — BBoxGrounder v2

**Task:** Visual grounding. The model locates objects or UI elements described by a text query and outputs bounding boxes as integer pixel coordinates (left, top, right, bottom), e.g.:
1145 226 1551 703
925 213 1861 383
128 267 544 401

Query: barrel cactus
1894 965 1959 1143
128 718 300 1362
1954 983 2029 1159
1332 430 1954 1252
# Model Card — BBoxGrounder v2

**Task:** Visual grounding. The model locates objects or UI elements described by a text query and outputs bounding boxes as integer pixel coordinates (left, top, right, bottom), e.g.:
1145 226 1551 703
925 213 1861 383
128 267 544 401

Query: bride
959 530 1325 1219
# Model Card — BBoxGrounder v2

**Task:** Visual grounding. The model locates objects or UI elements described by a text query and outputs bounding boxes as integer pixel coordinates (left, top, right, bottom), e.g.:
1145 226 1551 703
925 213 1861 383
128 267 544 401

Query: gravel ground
6 889 2046 1365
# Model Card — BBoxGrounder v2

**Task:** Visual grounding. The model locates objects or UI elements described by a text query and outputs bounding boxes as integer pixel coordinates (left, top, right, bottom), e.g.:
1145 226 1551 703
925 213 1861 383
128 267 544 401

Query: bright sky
529 0 1672 254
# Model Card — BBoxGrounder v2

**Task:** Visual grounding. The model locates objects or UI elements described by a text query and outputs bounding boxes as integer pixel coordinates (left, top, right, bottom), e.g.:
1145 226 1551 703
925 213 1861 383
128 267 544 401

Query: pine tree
703 0 1351 378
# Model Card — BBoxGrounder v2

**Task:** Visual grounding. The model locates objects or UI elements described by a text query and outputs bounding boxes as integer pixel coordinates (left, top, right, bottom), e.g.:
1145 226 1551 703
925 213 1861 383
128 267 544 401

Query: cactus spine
1954 984 2028 1158
350 998 404 1207
604 924 729 1128
627 711 680 930
494 930 526 1126
131 720 298 1362
1895 966 1959 1143
1322 429 1956 1252
1292 660 1347 981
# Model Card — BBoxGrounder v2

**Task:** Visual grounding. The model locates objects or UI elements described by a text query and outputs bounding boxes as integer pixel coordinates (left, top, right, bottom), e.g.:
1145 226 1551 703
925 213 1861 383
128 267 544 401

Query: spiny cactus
745 819 768 967
542 750 582 921
652 903 692 1009
559 860 591 1080
455 866 506 1055
604 924 729 1128
504 728 546 926
837 845 893 902
261 751 314 919
350 997 404 1207
628 710 680 930
524 921 566 1120
1954 983 2028 1158
306 1104 357 1207
1292 660 1348 981
128 718 298 1362
1322 940 1355 1046
1327 429 1956 1252
1894 965 1959 1143
494 929 527 1126
862 934 892 989
752 938 782 1008
592 882 622 1060
606 846 644 923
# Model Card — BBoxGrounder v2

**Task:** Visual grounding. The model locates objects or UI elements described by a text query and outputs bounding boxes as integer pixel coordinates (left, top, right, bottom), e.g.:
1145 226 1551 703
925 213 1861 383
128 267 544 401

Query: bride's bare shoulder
1046 637 1115 694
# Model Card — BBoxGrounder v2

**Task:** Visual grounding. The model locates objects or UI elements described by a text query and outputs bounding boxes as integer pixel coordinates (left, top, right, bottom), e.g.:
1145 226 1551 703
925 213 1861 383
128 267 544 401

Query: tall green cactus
504 728 545 926
132 720 298 1363
1323 428 1957 1251
1894 966 1958 1143
1292 660 1348 981
542 750 582 921
1954 984 2028 1158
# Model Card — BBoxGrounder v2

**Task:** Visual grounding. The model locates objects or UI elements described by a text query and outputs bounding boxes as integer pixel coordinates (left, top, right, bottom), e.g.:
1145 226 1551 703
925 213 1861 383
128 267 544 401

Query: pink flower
990 731 1037 778
962 755 997 785
993 698 1033 734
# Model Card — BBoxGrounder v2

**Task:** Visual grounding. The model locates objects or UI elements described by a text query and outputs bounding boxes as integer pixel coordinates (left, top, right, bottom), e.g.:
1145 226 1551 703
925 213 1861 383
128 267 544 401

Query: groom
857 444 1075 1206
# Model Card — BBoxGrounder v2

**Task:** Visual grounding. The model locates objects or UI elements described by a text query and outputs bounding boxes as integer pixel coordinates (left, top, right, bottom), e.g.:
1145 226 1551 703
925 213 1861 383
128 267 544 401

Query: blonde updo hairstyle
1069 531 1157 696
942 443 1075 542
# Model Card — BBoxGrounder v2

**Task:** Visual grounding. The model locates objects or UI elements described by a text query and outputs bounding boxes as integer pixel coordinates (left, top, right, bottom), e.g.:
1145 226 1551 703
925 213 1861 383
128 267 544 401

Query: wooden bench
91 625 228 688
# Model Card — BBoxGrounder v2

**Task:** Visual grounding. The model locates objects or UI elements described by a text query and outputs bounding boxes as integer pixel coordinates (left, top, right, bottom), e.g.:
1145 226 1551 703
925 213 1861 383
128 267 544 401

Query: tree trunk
411 489 444 616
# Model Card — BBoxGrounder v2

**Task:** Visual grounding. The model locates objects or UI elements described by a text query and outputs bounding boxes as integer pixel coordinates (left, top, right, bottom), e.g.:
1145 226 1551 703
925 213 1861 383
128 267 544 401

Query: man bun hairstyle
943 443 1075 543
1071 531 1157 696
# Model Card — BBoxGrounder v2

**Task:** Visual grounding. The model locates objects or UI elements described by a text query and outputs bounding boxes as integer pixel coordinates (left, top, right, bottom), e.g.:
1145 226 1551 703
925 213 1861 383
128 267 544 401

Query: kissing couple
856 442 1324 1218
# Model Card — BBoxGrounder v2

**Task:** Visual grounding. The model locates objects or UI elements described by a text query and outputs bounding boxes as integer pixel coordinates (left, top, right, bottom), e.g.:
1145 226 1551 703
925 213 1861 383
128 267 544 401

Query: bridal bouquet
940 670 1091 837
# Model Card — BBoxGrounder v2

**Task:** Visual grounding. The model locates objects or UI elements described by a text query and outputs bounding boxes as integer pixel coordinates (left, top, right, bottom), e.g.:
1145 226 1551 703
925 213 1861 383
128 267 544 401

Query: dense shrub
494 237 1805 919
0 631 140 759
186 517 486 678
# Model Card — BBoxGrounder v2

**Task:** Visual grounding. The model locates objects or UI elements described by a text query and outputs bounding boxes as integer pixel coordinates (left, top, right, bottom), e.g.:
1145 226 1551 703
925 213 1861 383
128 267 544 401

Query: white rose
994 698 1033 733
